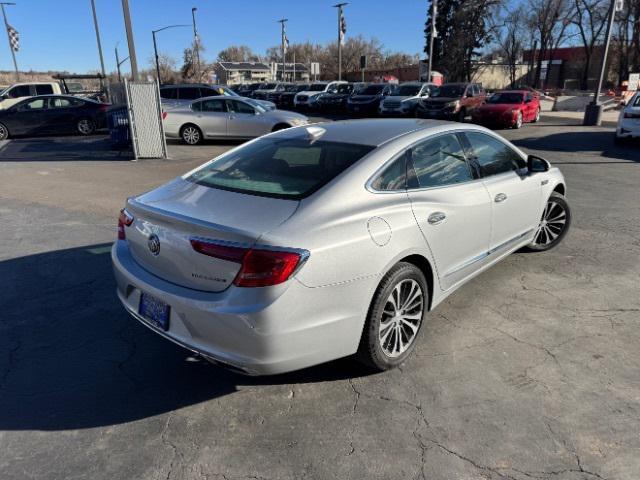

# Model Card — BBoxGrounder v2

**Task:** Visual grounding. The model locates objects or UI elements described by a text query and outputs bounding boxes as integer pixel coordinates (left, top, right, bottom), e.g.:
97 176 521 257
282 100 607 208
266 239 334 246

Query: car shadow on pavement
0 135 133 162
0 244 373 431
512 130 639 163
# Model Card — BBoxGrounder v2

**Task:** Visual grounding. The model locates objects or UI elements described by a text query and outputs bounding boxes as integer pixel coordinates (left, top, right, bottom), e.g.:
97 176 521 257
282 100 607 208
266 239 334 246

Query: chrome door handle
494 193 507 203
427 212 446 225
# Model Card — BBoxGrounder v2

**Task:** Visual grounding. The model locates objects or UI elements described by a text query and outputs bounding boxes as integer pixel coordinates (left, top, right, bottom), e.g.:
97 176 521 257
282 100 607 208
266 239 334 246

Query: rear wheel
456 108 466 122
77 118 96 135
526 192 571 251
181 124 202 145
0 122 8 140
533 107 541 123
357 262 428 371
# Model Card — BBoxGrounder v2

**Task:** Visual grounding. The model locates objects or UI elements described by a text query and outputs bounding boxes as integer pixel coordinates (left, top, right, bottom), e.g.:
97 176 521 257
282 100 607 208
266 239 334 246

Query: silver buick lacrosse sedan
112 119 570 375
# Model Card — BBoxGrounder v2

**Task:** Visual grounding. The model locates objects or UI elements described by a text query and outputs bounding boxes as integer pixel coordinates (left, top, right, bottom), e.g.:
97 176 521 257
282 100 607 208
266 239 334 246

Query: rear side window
160 87 177 99
36 84 54 95
188 138 375 199
409 134 473 188
179 87 201 100
49 97 82 108
465 131 526 177
370 156 406 191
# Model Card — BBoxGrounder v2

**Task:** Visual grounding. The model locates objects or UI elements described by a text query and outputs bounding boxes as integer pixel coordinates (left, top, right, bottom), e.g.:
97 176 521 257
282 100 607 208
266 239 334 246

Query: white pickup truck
0 82 64 110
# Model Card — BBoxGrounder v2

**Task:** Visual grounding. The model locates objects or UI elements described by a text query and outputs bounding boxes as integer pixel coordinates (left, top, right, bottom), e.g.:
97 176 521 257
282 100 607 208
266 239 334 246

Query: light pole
115 43 129 83
0 2 19 81
278 18 288 82
121 0 139 81
427 0 437 82
333 3 347 81
191 7 200 80
583 0 617 126
152 24 190 84
89 0 106 82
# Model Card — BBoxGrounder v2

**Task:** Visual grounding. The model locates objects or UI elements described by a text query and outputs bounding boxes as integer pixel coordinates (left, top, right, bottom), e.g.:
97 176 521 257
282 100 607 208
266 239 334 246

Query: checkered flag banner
7 24 19 52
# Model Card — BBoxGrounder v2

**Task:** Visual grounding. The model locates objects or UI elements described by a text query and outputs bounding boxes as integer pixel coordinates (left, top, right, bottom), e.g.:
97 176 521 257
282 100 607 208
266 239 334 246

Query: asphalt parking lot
1 115 639 480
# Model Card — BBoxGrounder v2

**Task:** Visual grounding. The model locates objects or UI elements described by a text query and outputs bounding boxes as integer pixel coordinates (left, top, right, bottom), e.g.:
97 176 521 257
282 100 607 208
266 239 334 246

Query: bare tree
217 45 261 62
571 0 609 89
149 53 179 83
497 6 527 86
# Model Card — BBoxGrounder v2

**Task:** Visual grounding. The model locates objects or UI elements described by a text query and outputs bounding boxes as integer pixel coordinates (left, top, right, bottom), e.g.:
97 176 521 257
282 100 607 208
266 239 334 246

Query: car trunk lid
124 178 299 292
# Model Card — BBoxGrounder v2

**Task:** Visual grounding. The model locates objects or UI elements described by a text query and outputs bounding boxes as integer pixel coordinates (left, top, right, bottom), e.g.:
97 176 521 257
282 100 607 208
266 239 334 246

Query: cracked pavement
0 117 639 479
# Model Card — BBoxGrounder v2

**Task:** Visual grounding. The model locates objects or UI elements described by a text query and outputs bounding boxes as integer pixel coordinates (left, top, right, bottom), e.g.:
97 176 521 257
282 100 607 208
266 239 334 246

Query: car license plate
139 292 170 331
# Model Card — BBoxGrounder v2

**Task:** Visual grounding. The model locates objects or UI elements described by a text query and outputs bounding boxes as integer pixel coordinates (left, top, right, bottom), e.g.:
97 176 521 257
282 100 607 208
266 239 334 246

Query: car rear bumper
616 121 640 138
111 241 370 375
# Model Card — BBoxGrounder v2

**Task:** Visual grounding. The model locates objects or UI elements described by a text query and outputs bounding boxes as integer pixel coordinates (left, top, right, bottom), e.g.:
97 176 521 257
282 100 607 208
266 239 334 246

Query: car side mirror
527 154 550 173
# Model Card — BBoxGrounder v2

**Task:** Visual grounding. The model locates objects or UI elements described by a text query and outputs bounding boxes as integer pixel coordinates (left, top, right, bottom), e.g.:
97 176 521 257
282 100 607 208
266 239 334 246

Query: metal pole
90 0 106 80
293 52 296 82
191 7 200 80
121 0 138 81
583 0 616 125
152 31 160 84
115 45 122 82
333 3 347 81
427 0 436 82
278 19 287 82
0 3 19 81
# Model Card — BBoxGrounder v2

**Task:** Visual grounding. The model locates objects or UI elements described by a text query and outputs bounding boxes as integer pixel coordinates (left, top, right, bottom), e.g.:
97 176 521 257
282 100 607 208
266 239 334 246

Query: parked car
113 118 570 375
346 83 393 116
235 83 263 97
615 91 640 143
162 96 308 145
294 81 347 110
276 84 310 109
160 84 276 111
415 82 486 121
316 83 356 112
471 90 540 129
379 82 435 116
0 82 64 110
0 95 109 140
252 83 287 100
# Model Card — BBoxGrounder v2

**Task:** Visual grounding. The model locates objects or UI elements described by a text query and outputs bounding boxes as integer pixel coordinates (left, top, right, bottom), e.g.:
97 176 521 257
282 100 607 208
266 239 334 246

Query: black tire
456 108 466 122
272 123 291 132
77 118 96 136
357 262 428 371
0 122 8 140
525 192 571 252
180 124 203 145
614 134 625 145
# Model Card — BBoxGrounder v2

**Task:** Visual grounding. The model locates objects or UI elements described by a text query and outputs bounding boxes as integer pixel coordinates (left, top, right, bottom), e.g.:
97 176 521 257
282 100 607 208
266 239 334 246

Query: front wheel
514 111 523 129
77 118 96 135
357 262 428 371
533 107 541 123
526 192 571 251
0 122 8 140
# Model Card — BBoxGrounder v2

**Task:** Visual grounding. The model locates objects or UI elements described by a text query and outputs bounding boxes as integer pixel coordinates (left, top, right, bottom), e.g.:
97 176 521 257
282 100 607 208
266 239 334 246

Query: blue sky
0 0 429 74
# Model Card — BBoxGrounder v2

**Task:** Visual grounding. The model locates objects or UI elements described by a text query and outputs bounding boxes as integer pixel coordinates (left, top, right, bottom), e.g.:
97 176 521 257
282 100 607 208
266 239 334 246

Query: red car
471 90 540 129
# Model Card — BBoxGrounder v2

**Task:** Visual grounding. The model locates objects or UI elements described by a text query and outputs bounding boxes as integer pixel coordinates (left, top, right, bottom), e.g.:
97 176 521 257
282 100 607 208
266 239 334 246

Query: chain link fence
123 80 167 159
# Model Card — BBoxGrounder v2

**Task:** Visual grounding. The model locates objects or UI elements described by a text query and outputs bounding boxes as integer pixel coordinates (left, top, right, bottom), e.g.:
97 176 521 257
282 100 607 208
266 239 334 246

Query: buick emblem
148 234 161 256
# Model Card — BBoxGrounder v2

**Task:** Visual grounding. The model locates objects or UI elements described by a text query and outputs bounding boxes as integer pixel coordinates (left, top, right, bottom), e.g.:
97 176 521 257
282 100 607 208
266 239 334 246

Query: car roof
274 118 472 147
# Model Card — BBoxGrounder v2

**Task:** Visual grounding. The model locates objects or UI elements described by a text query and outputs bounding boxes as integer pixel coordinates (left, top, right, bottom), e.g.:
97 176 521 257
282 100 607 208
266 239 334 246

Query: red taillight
190 238 307 287
234 249 304 287
117 209 134 240
162 111 168 120
99 104 110 112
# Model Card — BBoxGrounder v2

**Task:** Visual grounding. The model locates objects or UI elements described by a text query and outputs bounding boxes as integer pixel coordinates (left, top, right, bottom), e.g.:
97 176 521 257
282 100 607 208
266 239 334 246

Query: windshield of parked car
309 84 327 91
336 84 353 94
261 83 278 90
289 84 309 92
392 85 421 96
359 84 385 95
220 87 239 97
487 92 524 104
633 94 640 107
431 85 465 98
187 138 375 199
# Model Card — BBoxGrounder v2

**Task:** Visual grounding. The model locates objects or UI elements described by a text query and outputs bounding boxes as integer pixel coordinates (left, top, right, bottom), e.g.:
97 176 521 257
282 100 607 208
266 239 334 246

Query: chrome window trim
365 129 478 195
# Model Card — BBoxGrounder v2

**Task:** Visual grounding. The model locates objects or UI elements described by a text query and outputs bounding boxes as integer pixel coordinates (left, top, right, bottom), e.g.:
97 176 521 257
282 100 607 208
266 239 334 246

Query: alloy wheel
515 111 523 129
533 199 567 246
77 119 95 135
182 126 201 145
379 279 424 358
534 108 540 122
0 123 7 140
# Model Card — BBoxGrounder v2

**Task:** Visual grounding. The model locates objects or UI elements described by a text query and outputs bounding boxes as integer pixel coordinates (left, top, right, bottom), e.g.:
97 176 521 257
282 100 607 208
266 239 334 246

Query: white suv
294 81 347 109
615 91 640 143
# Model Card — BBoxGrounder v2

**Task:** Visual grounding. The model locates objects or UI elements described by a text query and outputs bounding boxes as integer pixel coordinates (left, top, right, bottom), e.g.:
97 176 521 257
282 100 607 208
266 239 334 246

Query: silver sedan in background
113 119 571 375
162 96 309 144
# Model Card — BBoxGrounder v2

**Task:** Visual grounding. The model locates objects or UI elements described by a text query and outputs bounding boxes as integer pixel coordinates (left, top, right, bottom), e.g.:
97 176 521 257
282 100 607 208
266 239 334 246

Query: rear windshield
187 138 375 199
